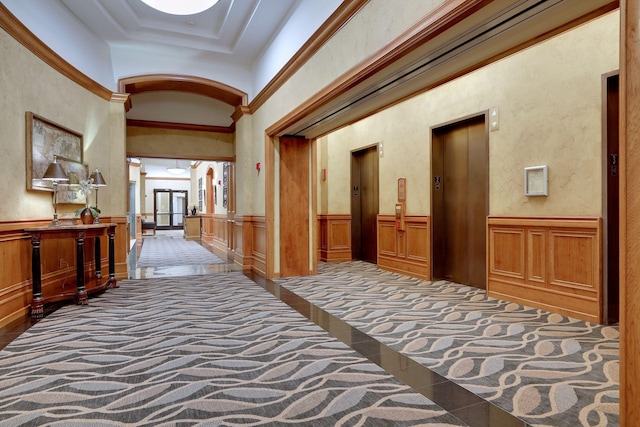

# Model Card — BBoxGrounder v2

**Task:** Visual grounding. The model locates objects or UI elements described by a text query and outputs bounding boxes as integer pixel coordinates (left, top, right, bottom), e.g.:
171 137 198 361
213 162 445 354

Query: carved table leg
75 232 88 305
30 233 44 318
95 236 102 279
107 227 118 288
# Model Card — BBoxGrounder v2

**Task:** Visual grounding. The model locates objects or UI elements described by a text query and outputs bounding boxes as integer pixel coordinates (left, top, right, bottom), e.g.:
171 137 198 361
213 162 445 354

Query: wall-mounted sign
398 177 406 202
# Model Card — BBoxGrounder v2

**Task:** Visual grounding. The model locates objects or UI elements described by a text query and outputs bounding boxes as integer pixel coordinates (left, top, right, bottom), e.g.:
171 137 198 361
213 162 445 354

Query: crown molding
0 3 113 101
126 119 233 134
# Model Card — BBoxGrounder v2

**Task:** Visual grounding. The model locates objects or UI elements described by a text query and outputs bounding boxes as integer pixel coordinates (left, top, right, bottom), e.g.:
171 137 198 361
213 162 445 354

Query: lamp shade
90 169 107 186
42 158 68 181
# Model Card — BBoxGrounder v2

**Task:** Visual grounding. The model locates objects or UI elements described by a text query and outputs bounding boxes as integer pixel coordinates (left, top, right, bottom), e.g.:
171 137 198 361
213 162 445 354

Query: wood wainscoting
318 214 352 262
378 215 431 280
201 213 228 259
200 214 266 275
237 216 266 276
0 217 129 328
488 217 602 323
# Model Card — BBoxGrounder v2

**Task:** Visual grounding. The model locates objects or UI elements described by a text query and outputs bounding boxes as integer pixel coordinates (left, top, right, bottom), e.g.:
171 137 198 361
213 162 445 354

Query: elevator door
351 145 379 263
604 73 619 324
432 116 488 288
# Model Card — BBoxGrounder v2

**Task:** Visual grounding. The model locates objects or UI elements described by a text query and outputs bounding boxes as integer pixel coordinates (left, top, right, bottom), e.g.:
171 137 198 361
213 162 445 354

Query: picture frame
524 165 548 196
26 112 83 192
56 159 89 205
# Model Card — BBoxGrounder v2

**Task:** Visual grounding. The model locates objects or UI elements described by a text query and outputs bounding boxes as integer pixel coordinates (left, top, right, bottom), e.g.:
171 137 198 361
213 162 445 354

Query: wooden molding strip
118 74 248 106
0 3 112 101
250 0 370 113
126 119 233 134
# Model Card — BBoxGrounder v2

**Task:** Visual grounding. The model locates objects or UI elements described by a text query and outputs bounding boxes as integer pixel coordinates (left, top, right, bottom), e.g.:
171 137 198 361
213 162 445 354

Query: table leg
107 227 118 288
76 232 88 305
95 237 102 279
30 234 44 318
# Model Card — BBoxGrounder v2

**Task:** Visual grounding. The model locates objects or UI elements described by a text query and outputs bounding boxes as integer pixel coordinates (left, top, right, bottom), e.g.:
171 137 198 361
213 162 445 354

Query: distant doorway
154 189 187 230
431 115 488 288
351 145 379 263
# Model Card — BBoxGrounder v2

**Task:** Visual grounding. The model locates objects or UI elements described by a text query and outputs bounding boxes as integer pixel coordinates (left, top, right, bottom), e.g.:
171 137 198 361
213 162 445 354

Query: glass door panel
154 189 187 230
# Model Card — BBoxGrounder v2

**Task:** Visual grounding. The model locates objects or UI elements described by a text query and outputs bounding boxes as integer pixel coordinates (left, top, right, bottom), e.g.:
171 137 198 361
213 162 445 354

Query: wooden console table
24 223 118 318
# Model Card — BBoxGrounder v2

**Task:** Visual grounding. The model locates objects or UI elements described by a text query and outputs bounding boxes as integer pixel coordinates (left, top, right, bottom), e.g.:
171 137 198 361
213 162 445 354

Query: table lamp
89 168 107 223
42 157 69 226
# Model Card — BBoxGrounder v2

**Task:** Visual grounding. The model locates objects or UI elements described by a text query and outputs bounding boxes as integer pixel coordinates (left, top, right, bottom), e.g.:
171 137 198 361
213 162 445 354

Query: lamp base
50 214 61 227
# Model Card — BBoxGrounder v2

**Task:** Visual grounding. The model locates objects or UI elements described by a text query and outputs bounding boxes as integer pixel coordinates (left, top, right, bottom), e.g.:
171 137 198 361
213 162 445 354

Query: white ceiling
59 0 302 68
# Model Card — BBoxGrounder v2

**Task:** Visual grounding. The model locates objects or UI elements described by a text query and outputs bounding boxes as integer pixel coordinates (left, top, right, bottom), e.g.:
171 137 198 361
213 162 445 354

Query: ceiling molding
267 0 618 138
0 3 113 101
119 74 248 107
265 0 488 136
127 119 234 134
249 0 370 113
127 152 235 162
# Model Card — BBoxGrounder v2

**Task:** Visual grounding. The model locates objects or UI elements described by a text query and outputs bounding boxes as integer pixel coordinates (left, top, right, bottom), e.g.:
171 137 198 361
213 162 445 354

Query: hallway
0 233 619 426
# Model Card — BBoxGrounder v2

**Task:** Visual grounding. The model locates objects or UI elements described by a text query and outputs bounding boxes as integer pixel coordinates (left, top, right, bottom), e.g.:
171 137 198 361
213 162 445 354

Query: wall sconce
256 162 261 172
89 168 107 223
42 156 69 226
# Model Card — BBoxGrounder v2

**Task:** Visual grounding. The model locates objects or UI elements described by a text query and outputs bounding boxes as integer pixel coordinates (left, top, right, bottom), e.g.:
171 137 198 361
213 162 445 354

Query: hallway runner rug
137 235 224 267
0 272 465 426
275 261 619 427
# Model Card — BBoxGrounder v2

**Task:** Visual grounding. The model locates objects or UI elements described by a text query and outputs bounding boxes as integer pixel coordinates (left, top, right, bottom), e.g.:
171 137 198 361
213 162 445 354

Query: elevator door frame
431 113 489 288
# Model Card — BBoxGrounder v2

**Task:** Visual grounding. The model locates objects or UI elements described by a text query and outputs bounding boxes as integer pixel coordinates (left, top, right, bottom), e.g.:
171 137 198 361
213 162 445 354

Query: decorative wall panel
318 215 351 262
488 217 602 323
377 215 430 280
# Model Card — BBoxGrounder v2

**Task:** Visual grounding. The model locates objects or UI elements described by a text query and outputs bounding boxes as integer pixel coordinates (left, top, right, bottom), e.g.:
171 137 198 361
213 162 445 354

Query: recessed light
140 0 219 16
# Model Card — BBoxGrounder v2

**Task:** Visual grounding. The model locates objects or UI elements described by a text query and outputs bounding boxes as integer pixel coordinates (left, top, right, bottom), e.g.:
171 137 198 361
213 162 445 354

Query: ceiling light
140 0 219 15
167 160 186 175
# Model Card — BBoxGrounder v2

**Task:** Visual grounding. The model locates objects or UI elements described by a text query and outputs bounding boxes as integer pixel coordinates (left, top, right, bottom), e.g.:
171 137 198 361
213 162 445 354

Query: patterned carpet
275 262 620 427
138 235 225 267
0 273 465 426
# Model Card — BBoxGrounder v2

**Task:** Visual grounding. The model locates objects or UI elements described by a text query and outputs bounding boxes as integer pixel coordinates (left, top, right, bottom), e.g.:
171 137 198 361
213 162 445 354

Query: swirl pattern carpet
275 261 620 427
0 272 465 426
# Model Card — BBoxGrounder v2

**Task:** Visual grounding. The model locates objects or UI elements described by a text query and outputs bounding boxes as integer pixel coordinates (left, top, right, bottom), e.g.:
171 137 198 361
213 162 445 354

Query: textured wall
319 11 619 217
126 127 234 160
0 27 120 221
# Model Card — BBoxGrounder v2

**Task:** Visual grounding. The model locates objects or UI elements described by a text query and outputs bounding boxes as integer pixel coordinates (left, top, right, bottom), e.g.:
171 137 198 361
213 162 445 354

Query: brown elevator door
351 146 379 263
432 116 488 288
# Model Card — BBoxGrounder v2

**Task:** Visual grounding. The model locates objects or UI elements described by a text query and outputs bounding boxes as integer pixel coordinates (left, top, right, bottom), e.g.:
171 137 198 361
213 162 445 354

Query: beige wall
318 11 619 217
126 127 234 160
240 0 445 218
193 161 228 214
0 26 125 222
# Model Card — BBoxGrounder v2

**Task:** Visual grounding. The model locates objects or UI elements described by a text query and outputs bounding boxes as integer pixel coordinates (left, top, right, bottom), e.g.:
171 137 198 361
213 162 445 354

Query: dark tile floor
1 234 531 427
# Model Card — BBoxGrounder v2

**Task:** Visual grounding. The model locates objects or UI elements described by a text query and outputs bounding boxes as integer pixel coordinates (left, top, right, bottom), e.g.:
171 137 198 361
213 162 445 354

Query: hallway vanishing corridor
0 232 619 426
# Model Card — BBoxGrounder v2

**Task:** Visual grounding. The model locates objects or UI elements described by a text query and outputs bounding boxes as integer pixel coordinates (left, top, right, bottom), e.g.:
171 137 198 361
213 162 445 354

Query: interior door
154 189 187 230
432 115 488 288
351 145 379 263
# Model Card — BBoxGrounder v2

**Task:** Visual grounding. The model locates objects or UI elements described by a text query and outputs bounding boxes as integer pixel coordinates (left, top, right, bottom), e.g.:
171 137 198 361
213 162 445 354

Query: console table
24 223 118 318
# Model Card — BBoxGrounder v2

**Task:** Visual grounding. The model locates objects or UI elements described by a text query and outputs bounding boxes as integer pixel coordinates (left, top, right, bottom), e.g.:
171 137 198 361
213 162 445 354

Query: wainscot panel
377 215 431 281
201 214 228 259
0 218 129 328
487 217 602 323
318 214 352 262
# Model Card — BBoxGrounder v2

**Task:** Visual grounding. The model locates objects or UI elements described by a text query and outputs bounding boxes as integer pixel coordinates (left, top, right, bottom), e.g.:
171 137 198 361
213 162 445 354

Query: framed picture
524 165 548 196
26 112 83 192
57 159 89 205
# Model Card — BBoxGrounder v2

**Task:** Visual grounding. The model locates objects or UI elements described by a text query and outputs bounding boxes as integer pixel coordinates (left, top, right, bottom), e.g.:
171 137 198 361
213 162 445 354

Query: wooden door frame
620 2 640 424
265 133 318 279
